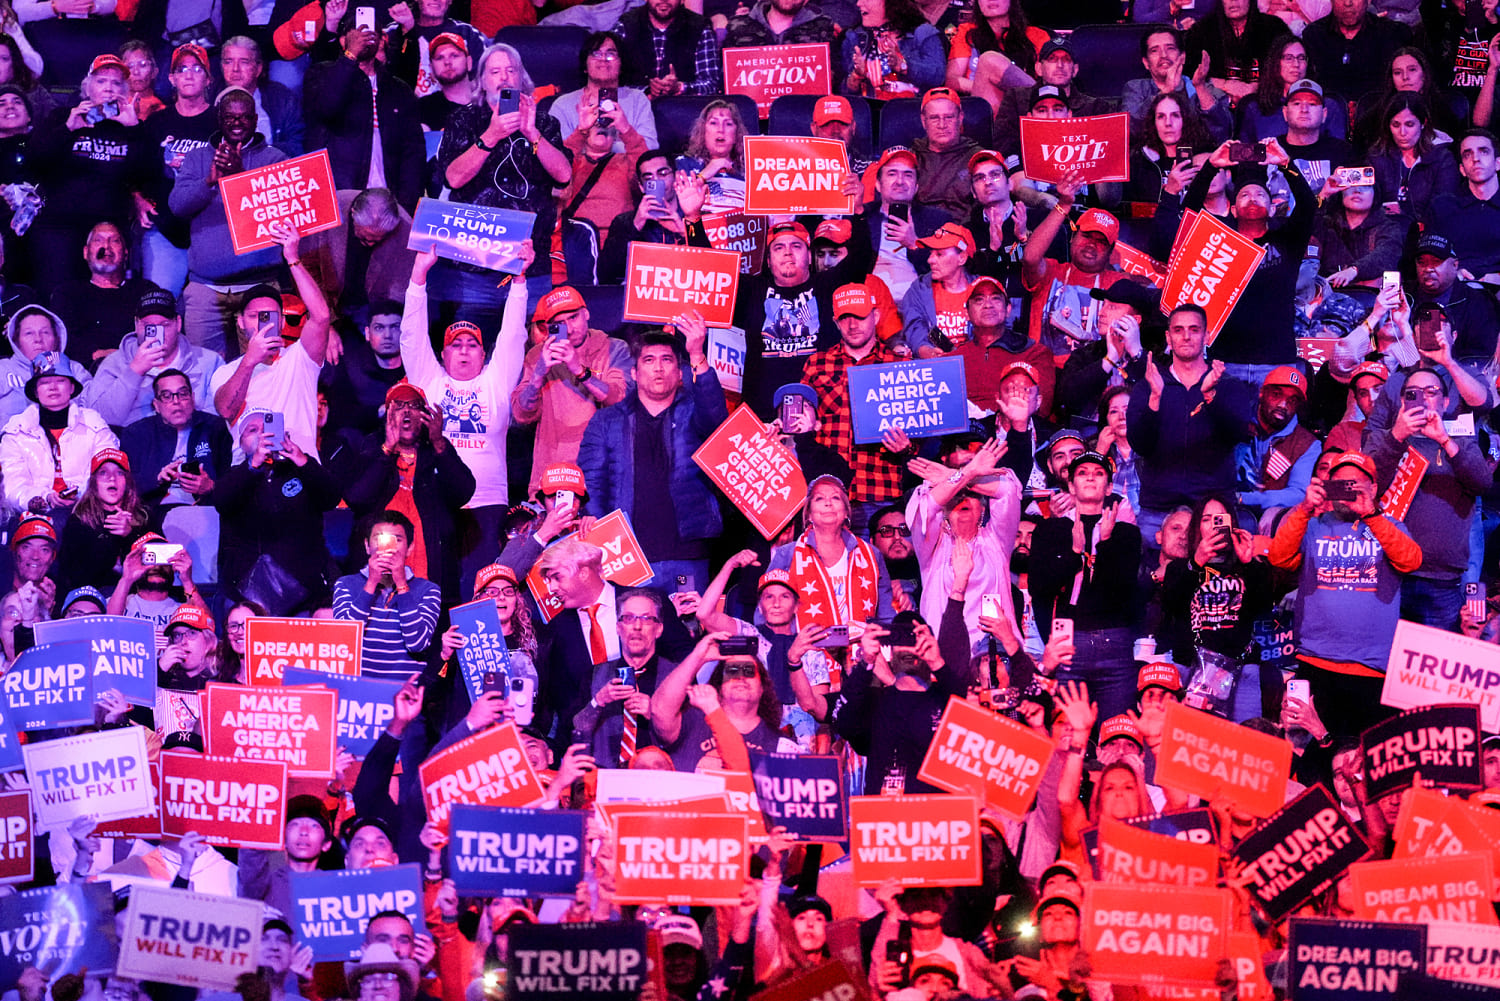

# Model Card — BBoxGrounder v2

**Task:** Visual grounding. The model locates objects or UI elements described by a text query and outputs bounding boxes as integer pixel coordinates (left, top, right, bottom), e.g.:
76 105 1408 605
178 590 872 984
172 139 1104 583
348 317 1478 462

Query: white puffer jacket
0 403 118 509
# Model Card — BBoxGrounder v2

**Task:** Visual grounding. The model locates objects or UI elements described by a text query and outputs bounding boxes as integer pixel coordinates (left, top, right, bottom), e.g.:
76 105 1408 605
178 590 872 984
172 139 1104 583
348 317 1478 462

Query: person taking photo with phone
332 509 444 681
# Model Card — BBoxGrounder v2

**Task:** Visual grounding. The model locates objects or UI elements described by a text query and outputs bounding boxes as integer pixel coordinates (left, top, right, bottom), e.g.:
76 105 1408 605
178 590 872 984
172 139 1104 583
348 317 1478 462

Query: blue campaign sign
450 598 512 703
407 197 534 274
36 615 156 707
1 641 94 731
1398 974 1500 999
283 668 402 759
507 921 649 1001
0 883 118 985
448 804 587 898
290 863 427 961
1288 917 1426 1000
0 700 21 772
749 751 846 841
847 356 968 444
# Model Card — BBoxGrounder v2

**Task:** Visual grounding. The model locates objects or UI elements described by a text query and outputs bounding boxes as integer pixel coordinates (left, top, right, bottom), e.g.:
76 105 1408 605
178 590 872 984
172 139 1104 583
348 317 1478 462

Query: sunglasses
875 524 911 538
721 662 758 679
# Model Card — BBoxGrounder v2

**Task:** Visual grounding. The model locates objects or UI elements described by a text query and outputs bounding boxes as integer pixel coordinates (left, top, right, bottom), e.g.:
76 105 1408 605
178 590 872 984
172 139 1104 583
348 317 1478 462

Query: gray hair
221 35 262 62
350 188 401 235
475 42 535 98
617 589 663 617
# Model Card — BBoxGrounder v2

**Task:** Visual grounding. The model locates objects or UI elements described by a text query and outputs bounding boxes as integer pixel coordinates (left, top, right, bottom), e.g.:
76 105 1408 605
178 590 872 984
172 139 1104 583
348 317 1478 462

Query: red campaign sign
723 44 831 119
623 243 741 327
596 793 731 835
916 696 1055 820
1082 883 1234 989
703 212 769 276
419 721 544 829
0 790 32 883
526 510 654 623
743 136 856 216
1159 212 1266 342
692 406 807 540
1095 814 1219 888
1154 701 1291 818
699 770 769 843
612 811 747 905
95 760 162 840
1167 208 1198 274
1113 241 1166 285
1393 786 1500 872
244 617 362 685
159 751 287 849
749 962 867 1001
848 794 981 888
219 149 341 254
202 682 339 778
1348 851 1498 926
1018 113 1131 185
1379 447 1429 523
1296 337 1341 369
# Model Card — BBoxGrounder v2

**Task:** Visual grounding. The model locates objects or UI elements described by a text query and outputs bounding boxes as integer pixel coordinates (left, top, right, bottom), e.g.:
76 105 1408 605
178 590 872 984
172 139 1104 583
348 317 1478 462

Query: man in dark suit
118 368 233 519
571 588 676 766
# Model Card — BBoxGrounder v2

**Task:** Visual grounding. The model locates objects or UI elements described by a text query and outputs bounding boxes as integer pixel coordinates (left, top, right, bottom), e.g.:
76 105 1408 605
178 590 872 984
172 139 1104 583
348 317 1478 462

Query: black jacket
119 411 234 512
210 456 342 609
304 56 427 211
614 4 713 89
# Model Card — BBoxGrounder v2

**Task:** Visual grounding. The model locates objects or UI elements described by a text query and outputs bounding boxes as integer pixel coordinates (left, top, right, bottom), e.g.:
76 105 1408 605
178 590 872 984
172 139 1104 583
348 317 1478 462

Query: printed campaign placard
1231 784 1371 923
2 641 93 730
723 44 831 118
24 726 152 826
283 667 401 759
290 864 426 961
0 701 21 773
699 769 768 843
1379 448 1429 523
743 136 855 215
693 406 807 540
1298 337 1343 370
1392 786 1500 870
220 149 340 254
917 695 1055 820
95 759 162 840
623 243 741 327
1399 974 1500 1000
1095 814 1218 888
613 811 747 905
704 214 768 276
1361 704 1483 799
245 617 362 684
1018 113 1130 185
0 883 118 986
1159 211 1266 341
450 598 513 703
595 794 731 834
1082 883 1233 988
594 768 726 806
407 197 533 273
526 510 653 623
507 921 649 1001
35 615 155 706
847 356 969 445
706 325 747 393
447 804 586 897
202 682 339 777
1382 618 1500 732
159 751 287 849
1081 808 1218 880
748 751 844 840
1288 917 1426 999
118 885 263 989
1113 240 1167 285
0 791 32 883
1154 701 1291 818
749 961 868 1001
419 721 544 827
849 793 980 887
1348 852 1497 926
1424 920 1500 989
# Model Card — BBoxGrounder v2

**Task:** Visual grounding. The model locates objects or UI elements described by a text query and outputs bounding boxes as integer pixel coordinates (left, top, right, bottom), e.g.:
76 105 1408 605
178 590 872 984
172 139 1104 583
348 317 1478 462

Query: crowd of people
0 0 1498 997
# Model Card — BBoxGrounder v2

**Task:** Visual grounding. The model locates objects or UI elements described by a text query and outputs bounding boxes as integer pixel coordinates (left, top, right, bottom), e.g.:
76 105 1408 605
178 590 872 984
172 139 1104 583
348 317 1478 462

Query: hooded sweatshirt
0 305 93 425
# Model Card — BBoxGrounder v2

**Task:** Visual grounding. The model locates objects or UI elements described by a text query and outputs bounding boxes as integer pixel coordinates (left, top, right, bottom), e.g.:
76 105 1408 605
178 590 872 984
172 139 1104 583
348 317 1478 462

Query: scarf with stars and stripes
788 528 879 627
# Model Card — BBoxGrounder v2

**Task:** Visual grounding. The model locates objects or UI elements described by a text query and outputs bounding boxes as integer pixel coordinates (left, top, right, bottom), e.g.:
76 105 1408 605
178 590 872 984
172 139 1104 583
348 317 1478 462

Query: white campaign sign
23 727 153 826
1382 619 1500 732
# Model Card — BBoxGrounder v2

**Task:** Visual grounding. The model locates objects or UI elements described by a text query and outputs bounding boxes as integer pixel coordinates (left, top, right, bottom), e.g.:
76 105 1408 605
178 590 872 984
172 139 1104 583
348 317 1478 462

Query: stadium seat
877 96 993 152
577 284 626 334
1068 23 1169 103
495 25 591 95
766 95 876 161
651 95 764 158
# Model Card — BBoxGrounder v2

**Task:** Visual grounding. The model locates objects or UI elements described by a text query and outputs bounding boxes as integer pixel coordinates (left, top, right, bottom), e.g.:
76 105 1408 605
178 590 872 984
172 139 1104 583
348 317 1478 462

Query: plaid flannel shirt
649 25 724 96
803 341 907 503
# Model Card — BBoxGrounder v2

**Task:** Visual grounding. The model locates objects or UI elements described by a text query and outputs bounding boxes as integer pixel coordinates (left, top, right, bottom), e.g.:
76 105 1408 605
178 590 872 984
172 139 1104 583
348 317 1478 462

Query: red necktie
585 604 607 664
620 708 638 766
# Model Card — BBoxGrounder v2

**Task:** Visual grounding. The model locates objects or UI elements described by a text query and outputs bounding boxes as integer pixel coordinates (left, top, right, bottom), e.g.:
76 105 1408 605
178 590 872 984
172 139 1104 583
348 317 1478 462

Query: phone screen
889 203 911 223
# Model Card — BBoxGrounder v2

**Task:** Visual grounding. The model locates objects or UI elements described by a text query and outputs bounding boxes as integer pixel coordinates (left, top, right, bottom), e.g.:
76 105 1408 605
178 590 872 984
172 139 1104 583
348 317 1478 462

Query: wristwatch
574 366 593 385
476 135 496 152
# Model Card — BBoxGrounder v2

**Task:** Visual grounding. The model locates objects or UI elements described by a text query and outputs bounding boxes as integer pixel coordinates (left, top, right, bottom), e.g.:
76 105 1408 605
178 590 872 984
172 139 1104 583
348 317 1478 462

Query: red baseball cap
166 604 214 633
385 380 427 408
968 149 1004 173
1137 661 1183 693
1330 451 1377 481
171 43 210 73
443 320 482 349
429 32 467 56
921 86 960 110
874 147 918 175
758 569 796 595
474 563 518 594
812 95 853 126
11 514 54 549
999 361 1041 386
1263 364 1307 398
1076 208 1119 245
539 462 586 495
813 219 853 246
918 222 973 256
1350 361 1390 384
968 275 1004 299
832 283 877 319
91 448 130 475
89 54 128 76
768 221 810 247
534 287 586 324
1099 715 1143 747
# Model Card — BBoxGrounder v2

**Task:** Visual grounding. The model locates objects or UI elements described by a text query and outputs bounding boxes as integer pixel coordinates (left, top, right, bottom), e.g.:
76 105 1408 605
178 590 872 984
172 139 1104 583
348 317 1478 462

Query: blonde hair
535 537 603 577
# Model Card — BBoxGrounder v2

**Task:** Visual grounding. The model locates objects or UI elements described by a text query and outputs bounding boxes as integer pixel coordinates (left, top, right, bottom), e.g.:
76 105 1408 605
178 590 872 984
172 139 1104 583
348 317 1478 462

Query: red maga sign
612 811 747 905
916 695 1055 820
1154 701 1291 817
159 751 287 849
743 136 856 216
1160 212 1266 342
693 406 807 539
1082 883 1234 989
848 793 981 887
0 790 32 883
1348 851 1498 926
244 617 362 684
623 243 741 327
723 44 831 118
1018 113 1130 185
202 682 339 777
419 722 544 829
526 510 653 622
220 149 341 254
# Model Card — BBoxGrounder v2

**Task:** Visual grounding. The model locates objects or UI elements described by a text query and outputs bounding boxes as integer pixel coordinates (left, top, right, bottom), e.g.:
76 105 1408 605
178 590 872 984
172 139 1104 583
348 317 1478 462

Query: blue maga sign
450 598 512 703
749 751 845 841
290 864 426 961
407 198 534 274
507 922 648 1001
848 357 968 445
0 883 118 986
1 641 93 730
1289 917 1426 1000
448 804 586 898
283 668 401 759
37 615 156 707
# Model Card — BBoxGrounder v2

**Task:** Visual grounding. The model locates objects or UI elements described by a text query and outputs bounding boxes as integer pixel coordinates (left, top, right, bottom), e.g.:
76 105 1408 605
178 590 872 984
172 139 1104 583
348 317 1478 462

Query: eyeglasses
361 974 402 984
227 621 247 633
923 113 961 124
1402 387 1443 402
619 613 660 625
155 389 191 402
389 399 425 412
721 662 757 679
875 524 911 538
589 50 621 60
175 64 207 75
480 585 518 599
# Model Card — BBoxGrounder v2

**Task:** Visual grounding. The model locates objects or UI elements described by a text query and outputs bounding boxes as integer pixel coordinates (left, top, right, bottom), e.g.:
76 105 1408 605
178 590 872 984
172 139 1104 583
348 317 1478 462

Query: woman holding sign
841 0 945 99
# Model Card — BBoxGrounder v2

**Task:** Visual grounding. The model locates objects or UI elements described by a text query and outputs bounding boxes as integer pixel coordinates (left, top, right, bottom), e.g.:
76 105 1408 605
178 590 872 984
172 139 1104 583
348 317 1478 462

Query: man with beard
320 300 406 436
573 589 672 766
871 505 919 604
1409 232 1499 364
1270 451 1422 736
415 32 474 130
385 0 486 100
1236 366 1320 529
48 222 152 371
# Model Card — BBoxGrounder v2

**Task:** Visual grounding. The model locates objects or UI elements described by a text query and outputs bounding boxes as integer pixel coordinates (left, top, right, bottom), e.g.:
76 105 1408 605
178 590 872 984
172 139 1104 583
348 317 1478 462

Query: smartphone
1226 140 1265 164
1326 478 1360 502
642 175 669 205
355 6 376 30
481 670 509 696
1175 145 1193 163
598 86 617 112
554 488 575 510
181 460 202 476
1209 512 1231 534
547 319 567 341
814 624 850 648
1332 166 1376 188
1382 270 1401 293
142 323 163 348
142 542 185 566
496 88 520 117
883 619 916 649
888 203 911 223
615 663 636 687
674 574 689 592
1285 679 1311 704
779 393 808 428
59 485 79 500
719 636 759 657
260 411 285 453
885 940 912 989
1051 617 1074 644
1415 312 1444 351
1467 582 1487 619
304 17 318 41
980 593 1003 620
